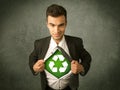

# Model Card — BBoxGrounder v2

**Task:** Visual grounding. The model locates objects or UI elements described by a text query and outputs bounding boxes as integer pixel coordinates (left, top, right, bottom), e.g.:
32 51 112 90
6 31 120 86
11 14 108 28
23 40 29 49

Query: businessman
29 4 91 90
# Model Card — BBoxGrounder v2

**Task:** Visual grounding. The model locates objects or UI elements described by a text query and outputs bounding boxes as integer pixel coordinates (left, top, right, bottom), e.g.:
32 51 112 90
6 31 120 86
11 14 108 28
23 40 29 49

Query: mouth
53 33 61 37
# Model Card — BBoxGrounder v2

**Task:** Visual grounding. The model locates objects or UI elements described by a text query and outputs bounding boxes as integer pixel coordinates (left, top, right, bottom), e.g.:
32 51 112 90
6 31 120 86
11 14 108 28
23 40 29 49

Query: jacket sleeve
29 40 39 75
78 39 92 76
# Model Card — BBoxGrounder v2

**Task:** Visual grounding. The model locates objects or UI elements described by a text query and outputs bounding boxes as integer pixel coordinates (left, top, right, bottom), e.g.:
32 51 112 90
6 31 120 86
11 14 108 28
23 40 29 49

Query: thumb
37 60 44 64
71 60 76 64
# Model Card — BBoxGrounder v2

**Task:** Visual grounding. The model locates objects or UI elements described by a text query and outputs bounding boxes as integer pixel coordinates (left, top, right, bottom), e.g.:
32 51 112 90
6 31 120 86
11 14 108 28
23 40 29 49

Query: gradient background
0 0 120 90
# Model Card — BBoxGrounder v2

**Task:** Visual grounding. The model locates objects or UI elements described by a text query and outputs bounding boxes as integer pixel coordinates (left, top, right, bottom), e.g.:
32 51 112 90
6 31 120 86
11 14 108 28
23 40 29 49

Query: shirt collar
50 35 66 48
48 35 70 57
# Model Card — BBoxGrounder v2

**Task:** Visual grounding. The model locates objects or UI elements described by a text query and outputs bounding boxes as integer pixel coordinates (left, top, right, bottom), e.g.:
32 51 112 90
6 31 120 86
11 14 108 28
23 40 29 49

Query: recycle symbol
49 55 68 72
45 49 71 78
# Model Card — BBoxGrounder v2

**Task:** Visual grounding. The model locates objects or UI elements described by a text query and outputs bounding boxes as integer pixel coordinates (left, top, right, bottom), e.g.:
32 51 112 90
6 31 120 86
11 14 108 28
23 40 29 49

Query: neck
53 36 64 45
55 40 60 45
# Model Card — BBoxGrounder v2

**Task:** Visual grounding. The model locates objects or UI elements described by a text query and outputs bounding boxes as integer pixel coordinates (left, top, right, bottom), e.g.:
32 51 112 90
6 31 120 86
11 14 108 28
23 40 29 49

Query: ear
46 21 48 28
65 20 67 26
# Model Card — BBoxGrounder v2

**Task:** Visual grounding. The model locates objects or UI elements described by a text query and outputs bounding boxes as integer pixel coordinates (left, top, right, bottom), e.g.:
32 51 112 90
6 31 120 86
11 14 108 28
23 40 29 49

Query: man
29 4 91 90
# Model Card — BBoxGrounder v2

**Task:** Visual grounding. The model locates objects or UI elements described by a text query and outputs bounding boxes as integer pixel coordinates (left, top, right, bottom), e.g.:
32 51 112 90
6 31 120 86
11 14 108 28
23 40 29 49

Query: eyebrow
49 23 65 26
49 23 55 26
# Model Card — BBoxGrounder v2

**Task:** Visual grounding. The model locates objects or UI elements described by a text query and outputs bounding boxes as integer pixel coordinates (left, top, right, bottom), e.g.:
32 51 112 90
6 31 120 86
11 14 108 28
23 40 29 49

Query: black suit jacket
29 35 91 90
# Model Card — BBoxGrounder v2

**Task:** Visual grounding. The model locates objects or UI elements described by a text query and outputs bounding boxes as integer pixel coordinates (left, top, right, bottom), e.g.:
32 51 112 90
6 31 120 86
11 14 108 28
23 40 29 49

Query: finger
37 60 44 64
38 59 44 62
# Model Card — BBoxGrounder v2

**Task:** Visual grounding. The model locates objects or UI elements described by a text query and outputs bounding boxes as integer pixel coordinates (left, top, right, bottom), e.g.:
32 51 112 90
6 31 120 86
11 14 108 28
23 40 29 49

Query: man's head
46 4 67 44
46 4 67 22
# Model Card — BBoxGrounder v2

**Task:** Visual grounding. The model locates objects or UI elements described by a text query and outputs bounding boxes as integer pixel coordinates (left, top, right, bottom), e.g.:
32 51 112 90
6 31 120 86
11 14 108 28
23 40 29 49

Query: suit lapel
65 35 78 60
65 35 74 59
40 36 51 59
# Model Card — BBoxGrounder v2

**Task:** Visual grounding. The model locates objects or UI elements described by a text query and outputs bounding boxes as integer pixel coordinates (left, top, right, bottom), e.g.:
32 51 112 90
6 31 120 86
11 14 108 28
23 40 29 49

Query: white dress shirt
44 36 72 89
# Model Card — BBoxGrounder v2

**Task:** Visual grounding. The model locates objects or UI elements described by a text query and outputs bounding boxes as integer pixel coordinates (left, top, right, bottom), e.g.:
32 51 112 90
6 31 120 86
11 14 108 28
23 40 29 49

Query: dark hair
46 4 67 21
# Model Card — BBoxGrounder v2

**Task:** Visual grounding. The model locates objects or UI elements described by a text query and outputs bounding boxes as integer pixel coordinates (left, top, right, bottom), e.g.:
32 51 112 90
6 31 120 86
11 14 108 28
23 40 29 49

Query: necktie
57 46 72 61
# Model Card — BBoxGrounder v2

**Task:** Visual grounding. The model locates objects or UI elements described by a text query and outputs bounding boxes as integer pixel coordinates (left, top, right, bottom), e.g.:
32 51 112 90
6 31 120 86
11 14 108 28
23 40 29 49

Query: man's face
47 15 67 43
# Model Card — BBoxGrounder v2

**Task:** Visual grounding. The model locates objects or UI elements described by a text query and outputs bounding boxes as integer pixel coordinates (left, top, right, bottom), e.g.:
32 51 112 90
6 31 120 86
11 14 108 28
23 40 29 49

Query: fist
71 60 84 74
33 60 44 73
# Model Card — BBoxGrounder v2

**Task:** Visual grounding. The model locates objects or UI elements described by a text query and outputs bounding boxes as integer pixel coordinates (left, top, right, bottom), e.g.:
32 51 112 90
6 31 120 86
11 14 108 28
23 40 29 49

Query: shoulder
35 36 50 43
34 36 51 46
65 35 83 42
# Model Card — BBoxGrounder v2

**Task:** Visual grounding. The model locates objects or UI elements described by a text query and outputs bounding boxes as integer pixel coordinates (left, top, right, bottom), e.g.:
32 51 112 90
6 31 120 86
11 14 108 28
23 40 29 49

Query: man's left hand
71 60 84 74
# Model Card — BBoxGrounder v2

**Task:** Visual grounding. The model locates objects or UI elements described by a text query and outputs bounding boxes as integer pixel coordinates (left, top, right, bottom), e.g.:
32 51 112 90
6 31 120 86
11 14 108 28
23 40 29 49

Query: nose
54 26 59 33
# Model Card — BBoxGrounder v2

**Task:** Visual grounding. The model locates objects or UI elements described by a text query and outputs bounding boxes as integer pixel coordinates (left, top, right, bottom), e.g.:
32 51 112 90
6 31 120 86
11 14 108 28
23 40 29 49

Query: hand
71 60 84 74
33 60 45 73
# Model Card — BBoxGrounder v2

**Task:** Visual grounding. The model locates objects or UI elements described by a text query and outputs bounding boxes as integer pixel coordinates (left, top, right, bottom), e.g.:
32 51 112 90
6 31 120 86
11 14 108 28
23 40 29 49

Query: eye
59 23 65 27
49 23 55 27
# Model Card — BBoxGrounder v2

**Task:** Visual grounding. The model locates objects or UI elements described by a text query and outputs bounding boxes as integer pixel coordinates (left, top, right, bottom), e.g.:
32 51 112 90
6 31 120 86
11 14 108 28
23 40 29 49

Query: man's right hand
33 60 45 73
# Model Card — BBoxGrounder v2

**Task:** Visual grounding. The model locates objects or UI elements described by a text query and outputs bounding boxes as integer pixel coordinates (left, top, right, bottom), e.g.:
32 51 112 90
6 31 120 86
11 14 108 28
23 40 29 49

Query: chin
54 36 62 41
